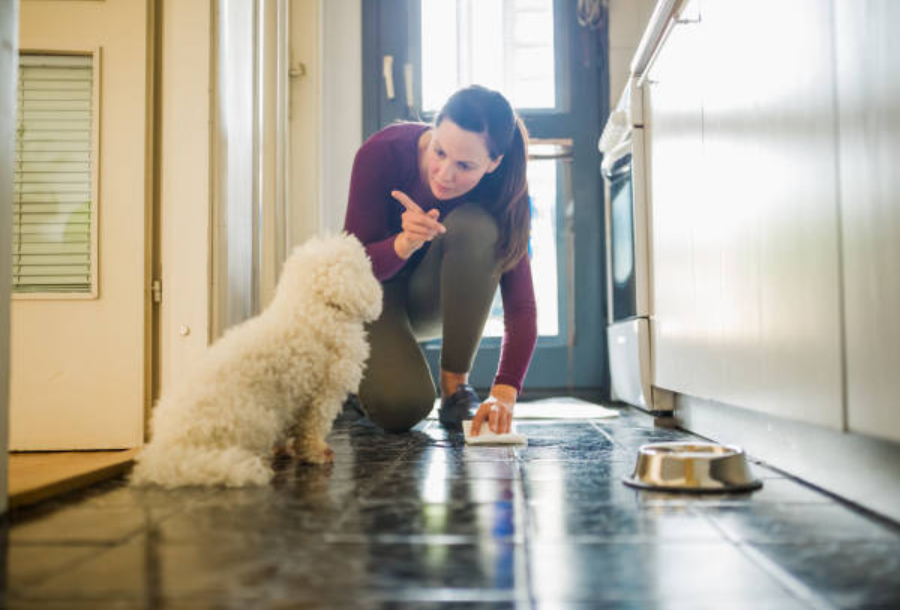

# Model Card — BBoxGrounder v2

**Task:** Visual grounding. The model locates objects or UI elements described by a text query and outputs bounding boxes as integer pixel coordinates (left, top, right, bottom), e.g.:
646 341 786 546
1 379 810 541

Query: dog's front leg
285 398 338 465
288 435 334 465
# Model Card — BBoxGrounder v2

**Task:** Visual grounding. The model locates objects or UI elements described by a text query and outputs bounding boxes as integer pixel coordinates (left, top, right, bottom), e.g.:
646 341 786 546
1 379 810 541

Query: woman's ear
486 155 503 174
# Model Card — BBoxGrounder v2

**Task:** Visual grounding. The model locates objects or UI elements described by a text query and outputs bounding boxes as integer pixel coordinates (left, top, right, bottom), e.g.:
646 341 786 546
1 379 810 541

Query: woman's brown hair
435 85 530 272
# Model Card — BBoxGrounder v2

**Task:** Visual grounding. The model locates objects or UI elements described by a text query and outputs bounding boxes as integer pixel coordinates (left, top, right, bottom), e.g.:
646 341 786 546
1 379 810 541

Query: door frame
1 0 19 512
362 0 610 394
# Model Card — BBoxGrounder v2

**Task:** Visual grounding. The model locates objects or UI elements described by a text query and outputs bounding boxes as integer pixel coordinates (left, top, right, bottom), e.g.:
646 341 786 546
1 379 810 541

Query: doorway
363 0 609 394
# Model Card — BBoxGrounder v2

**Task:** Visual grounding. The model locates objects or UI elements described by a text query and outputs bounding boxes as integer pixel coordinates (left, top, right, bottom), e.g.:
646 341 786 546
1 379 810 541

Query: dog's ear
281 233 382 321
314 234 383 321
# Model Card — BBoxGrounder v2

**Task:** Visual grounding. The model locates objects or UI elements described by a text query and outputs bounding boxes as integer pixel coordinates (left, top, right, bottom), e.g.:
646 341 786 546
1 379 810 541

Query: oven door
602 140 638 323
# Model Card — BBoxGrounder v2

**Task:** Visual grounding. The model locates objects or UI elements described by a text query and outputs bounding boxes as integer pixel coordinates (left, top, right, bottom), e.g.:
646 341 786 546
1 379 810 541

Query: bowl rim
637 441 745 459
625 441 763 493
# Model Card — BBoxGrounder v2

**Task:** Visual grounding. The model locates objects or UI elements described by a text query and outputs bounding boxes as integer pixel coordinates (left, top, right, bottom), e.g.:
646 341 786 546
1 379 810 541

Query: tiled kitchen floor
3 404 900 609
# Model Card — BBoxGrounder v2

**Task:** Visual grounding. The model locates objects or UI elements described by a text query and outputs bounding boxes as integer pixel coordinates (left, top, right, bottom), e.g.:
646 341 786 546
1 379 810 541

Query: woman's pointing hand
392 190 446 259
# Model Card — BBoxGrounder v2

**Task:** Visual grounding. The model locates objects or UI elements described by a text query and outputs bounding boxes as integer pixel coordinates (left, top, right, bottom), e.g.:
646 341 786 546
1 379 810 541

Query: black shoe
439 384 480 431
338 394 366 422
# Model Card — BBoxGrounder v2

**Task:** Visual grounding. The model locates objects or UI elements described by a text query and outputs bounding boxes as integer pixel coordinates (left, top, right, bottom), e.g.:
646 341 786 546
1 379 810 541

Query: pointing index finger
392 190 423 213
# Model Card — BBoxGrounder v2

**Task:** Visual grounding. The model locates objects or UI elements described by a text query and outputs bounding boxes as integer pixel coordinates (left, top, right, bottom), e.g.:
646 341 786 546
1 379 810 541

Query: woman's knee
361 382 435 433
443 203 499 251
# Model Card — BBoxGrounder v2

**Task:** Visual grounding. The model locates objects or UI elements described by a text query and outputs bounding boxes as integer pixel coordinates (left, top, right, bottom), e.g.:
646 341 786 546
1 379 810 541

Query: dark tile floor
4 404 900 609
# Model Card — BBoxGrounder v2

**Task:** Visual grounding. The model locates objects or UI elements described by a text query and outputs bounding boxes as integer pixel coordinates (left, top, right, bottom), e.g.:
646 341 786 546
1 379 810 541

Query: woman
344 85 537 436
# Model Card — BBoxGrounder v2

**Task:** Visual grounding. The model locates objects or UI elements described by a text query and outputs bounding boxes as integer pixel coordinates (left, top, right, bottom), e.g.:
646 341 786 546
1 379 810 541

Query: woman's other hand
471 384 517 435
392 190 446 259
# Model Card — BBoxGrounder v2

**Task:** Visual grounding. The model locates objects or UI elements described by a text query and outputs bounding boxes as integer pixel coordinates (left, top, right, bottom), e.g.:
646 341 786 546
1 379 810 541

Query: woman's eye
435 149 446 158
457 163 471 171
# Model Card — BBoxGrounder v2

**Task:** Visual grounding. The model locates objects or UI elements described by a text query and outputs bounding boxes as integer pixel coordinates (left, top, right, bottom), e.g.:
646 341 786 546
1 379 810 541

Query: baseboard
673 394 900 525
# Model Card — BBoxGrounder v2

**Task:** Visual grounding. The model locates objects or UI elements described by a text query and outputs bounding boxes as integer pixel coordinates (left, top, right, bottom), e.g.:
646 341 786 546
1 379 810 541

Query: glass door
363 0 609 393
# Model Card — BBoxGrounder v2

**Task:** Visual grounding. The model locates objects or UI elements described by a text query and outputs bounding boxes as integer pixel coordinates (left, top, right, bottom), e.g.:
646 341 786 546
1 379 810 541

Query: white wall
321 0 362 234
288 0 361 243
608 0 656 102
287 0 320 246
159 0 212 394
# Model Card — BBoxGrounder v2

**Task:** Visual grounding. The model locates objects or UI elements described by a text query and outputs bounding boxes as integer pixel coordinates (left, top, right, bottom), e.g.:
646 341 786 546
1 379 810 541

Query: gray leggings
359 203 501 432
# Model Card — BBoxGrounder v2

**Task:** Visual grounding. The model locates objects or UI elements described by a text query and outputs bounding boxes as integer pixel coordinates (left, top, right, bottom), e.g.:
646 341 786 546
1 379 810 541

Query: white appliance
600 77 667 414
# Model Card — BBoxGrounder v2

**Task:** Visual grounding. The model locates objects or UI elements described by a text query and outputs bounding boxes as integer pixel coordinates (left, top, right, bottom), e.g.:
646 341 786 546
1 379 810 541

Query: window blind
14 53 95 293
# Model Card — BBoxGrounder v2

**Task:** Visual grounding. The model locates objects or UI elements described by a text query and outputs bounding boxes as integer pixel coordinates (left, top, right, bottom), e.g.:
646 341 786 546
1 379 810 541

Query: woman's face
424 119 502 201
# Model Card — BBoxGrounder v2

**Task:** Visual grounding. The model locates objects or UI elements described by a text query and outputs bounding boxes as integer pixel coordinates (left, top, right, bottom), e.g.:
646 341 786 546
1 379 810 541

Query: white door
10 0 150 450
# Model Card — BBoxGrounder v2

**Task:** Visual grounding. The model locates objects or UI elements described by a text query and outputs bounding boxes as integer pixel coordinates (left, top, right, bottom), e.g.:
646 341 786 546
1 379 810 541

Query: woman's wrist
393 232 420 260
489 384 517 408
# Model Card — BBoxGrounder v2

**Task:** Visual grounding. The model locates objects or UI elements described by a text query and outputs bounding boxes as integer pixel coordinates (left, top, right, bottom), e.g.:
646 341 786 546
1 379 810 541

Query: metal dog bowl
623 442 762 493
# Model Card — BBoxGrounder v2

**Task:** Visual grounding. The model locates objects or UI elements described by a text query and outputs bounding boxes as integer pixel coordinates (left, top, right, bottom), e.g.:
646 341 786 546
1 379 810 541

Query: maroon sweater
343 122 537 393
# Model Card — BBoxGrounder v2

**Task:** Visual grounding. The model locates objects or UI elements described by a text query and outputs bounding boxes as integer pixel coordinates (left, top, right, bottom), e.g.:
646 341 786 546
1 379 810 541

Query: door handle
383 55 395 100
404 62 414 111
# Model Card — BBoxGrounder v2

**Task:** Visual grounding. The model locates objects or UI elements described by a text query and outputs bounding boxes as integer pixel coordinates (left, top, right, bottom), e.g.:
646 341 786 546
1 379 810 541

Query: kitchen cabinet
834 0 900 443
646 0 844 429
644 3 707 397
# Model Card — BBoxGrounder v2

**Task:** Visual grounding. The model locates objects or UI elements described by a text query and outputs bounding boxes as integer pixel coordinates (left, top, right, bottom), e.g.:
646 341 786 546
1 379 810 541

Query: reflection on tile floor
3 403 900 609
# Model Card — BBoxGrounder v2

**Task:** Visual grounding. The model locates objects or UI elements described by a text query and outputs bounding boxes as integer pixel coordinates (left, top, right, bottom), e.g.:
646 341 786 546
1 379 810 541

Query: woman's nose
436 161 454 182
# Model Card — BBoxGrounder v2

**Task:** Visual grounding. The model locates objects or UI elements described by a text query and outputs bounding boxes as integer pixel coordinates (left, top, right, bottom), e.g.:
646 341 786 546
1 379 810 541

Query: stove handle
601 141 632 178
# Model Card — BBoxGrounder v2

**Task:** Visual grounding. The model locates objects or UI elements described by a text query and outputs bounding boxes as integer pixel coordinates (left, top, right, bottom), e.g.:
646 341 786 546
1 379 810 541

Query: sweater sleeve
343 137 407 281
494 254 538 394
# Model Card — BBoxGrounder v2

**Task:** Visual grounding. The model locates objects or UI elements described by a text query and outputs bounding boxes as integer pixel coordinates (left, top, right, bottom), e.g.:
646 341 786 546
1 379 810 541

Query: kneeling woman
344 85 536 435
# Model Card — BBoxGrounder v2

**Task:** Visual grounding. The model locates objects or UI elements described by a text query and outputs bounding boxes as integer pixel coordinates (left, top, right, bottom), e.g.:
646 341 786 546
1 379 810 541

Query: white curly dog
131 233 382 488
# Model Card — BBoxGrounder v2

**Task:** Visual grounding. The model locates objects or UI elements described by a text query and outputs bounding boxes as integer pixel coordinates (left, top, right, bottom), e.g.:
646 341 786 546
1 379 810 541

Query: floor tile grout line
5 546 102 596
697 505 837 610
734 543 837 611
513 455 538 609
7 533 145 600
588 419 622 448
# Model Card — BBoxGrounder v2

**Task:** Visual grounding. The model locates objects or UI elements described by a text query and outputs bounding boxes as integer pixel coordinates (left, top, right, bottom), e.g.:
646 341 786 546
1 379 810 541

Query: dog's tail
130 443 273 488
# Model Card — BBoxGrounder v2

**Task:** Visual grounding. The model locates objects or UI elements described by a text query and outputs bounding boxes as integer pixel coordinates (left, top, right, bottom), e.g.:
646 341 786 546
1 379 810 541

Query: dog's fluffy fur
130 233 382 488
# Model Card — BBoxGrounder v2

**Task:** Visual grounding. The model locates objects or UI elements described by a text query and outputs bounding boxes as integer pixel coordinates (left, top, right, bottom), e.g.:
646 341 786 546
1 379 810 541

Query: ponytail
483 118 530 272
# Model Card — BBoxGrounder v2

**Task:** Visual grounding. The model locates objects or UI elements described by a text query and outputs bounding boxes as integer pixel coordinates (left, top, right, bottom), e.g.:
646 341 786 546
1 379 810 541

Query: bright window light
421 0 556 112
482 156 559 337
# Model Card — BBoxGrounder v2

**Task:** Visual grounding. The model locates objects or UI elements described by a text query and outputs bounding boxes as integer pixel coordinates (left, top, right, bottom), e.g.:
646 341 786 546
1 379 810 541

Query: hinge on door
151 279 162 304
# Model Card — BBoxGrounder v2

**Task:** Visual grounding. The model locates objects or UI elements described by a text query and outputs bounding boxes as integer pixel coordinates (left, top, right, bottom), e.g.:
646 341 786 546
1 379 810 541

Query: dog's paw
275 436 303 459
273 444 293 458
295 442 335 465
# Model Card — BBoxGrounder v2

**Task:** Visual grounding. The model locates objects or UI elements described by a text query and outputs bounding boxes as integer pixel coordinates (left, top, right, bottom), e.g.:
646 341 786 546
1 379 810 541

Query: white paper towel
462 421 528 445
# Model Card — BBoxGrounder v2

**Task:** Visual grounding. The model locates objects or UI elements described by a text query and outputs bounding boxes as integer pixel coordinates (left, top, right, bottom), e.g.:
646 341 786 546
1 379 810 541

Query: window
482 147 568 338
14 53 98 295
365 0 606 389
421 0 565 338
421 0 557 112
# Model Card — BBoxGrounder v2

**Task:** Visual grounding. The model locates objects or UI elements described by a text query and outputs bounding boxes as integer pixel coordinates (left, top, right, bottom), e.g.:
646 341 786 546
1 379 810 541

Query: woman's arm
494 255 538 392
470 255 537 435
